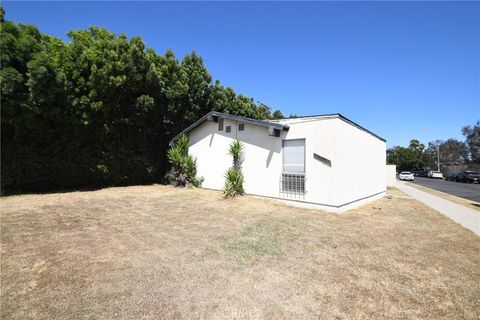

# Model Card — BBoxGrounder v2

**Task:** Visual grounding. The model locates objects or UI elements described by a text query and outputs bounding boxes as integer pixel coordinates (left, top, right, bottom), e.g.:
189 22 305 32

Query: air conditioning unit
207 114 218 122
268 127 280 137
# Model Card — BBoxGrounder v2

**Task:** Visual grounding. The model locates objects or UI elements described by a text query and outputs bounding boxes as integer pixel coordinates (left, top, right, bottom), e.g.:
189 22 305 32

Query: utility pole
437 144 440 172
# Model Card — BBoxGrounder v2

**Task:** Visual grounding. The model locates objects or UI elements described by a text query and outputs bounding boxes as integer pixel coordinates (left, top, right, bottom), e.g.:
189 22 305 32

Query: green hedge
0 8 280 194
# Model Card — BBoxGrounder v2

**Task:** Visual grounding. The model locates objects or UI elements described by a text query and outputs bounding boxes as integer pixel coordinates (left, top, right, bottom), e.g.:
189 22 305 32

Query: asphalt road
408 177 480 203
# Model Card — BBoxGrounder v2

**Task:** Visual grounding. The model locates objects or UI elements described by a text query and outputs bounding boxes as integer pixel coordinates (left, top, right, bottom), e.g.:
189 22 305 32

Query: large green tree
462 120 480 164
387 139 426 171
387 146 424 172
423 139 468 169
0 9 280 193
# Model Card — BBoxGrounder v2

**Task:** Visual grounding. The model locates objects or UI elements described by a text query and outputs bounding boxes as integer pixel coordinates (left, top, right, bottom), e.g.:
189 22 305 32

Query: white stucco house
170 111 386 212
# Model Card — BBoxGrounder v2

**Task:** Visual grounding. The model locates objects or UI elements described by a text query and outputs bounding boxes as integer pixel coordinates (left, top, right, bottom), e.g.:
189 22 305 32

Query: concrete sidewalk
397 181 480 235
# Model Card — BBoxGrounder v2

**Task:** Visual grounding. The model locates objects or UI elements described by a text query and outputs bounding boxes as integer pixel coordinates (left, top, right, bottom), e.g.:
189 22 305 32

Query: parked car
399 171 414 181
427 170 444 179
446 173 457 181
455 171 480 183
417 170 428 177
412 169 428 177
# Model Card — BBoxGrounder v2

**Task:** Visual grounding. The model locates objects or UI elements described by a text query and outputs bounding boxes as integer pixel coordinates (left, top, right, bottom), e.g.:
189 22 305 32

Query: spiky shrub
224 140 245 197
228 139 244 170
224 167 244 197
184 156 203 187
175 134 189 155
167 134 204 187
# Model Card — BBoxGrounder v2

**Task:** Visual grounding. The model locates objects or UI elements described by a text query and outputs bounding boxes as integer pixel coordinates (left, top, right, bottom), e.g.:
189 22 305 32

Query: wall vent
313 153 332 167
218 118 223 131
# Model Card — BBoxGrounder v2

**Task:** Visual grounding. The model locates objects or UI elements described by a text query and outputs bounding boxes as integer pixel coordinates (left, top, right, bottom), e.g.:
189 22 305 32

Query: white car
427 171 444 179
399 171 414 181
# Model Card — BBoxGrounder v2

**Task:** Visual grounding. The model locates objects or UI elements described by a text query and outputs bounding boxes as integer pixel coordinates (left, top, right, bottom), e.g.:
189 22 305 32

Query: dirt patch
1 185 479 319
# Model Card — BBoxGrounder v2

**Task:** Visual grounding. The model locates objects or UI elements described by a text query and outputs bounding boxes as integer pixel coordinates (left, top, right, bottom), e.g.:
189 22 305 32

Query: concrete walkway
397 181 480 235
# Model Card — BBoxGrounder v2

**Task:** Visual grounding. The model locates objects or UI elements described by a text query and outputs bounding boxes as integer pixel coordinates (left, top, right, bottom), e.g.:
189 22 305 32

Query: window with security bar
281 139 306 194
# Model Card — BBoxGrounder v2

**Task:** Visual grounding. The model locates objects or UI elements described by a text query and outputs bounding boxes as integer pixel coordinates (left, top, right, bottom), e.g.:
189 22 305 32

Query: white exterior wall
188 118 286 197
386 165 397 187
333 119 386 206
188 116 386 212
277 119 338 206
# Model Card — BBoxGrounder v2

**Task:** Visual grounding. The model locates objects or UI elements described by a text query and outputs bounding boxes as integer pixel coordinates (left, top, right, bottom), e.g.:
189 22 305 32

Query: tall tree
387 146 424 172
462 120 480 163
272 110 284 119
423 139 467 169
180 51 212 128
0 9 282 193
408 139 425 160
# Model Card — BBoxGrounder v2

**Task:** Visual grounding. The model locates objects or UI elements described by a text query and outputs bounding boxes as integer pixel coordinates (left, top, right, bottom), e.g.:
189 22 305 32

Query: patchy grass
1 185 479 319
221 217 307 266
408 182 480 212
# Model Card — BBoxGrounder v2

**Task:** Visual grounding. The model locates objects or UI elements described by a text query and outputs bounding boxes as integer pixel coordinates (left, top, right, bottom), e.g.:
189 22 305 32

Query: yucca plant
224 167 244 197
167 145 184 172
224 140 245 197
175 134 189 154
184 156 203 187
167 134 203 187
228 139 244 170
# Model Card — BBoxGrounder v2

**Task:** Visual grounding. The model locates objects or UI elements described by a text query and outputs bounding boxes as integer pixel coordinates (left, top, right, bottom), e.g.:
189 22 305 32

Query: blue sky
3 1 479 147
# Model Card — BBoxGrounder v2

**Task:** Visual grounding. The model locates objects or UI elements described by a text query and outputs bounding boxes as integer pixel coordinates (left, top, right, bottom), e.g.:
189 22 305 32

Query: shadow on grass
1 182 168 197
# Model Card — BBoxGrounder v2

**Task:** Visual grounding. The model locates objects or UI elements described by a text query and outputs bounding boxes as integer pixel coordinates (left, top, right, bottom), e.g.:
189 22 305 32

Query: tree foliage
0 10 280 193
387 142 425 172
271 110 284 119
423 139 468 168
387 120 479 172
462 120 480 163
408 139 425 160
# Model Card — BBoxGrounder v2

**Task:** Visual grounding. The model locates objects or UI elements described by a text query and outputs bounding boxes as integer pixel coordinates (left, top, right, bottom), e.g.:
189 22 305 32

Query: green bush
167 134 203 187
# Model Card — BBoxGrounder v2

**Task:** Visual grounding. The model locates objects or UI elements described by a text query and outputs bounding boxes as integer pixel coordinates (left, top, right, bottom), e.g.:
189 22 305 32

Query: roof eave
169 111 289 145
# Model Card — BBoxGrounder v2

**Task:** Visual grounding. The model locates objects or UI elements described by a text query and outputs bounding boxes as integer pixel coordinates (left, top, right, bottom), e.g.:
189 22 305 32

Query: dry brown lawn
1 185 479 319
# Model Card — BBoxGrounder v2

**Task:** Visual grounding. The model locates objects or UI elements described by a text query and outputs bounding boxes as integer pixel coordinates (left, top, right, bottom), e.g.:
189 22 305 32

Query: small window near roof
238 123 244 131
218 118 223 131
226 125 231 133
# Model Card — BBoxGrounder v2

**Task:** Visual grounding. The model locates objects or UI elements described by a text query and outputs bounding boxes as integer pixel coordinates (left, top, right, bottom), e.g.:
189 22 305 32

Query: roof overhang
271 113 386 142
169 111 290 146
